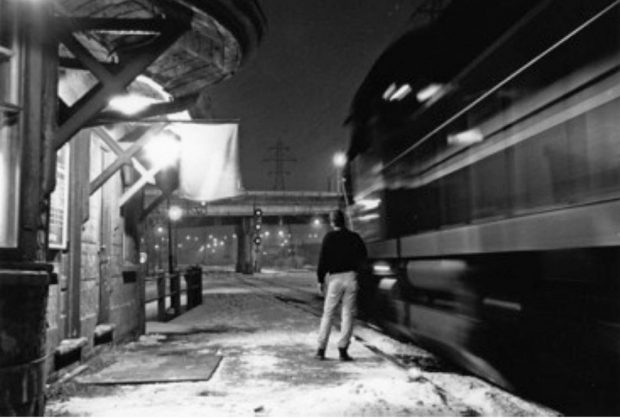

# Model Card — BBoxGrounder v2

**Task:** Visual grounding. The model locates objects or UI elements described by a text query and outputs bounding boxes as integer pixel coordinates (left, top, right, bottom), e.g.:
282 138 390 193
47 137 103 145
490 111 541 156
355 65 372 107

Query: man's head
329 209 345 229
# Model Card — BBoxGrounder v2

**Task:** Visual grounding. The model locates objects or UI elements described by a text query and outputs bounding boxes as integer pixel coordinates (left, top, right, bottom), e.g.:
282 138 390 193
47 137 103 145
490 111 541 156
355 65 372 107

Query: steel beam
53 19 190 152
58 31 116 85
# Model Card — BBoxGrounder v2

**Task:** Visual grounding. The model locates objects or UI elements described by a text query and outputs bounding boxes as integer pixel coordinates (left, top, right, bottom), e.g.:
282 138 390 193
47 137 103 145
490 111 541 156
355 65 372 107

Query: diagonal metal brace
94 127 153 182
45 16 190 195
89 123 166 195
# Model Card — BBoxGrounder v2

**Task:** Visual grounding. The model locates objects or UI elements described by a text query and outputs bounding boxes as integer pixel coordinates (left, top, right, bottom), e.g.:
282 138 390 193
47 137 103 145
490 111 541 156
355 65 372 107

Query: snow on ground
46 270 559 417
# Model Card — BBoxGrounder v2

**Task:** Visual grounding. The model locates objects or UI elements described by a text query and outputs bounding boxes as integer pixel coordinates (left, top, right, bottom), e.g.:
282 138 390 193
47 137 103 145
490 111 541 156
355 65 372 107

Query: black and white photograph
1 0 619 416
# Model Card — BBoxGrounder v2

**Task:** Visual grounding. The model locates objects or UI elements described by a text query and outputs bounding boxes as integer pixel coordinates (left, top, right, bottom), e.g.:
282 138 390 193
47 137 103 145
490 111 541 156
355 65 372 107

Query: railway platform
45 270 557 416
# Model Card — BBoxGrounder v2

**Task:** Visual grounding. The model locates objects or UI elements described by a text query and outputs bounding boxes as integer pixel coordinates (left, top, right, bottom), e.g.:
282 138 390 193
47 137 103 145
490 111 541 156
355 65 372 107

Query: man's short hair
330 209 345 228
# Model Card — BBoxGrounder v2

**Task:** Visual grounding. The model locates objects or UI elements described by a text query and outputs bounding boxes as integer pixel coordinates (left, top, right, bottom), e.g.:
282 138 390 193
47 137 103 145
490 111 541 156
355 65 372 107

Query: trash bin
184 266 203 309
0 264 51 416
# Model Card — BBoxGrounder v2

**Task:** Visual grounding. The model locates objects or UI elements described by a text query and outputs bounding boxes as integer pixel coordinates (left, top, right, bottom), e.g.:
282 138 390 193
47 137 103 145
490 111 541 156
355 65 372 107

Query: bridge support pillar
235 217 253 274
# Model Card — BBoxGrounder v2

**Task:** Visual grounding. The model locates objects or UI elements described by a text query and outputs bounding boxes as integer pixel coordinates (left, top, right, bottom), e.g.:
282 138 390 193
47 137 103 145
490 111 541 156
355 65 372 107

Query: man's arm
317 234 329 284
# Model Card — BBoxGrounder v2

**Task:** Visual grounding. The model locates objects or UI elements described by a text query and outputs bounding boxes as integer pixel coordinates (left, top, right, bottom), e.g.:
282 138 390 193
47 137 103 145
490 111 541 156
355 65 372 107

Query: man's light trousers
317 271 358 350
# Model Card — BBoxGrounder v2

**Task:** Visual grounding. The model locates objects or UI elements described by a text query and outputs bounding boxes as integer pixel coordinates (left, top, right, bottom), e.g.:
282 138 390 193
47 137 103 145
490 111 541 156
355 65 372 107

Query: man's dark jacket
317 228 367 284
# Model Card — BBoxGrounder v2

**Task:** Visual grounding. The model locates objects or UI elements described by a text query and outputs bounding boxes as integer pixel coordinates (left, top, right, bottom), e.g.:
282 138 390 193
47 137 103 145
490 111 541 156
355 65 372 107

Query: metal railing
144 266 203 321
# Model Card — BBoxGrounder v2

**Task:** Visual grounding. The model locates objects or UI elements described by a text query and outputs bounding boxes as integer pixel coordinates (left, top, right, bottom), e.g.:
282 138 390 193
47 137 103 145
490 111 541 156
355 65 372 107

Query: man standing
315 209 367 361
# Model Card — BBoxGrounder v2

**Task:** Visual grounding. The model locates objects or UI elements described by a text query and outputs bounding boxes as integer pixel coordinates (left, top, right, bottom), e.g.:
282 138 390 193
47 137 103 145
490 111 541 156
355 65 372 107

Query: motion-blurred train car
345 0 620 414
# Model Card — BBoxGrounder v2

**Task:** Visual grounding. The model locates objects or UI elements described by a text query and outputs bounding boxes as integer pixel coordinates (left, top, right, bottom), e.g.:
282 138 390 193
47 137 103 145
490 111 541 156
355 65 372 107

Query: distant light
416 83 443 102
312 218 322 227
278 230 284 237
264 231 270 237
447 128 484 146
157 226 164 234
144 131 180 168
168 206 183 221
107 94 156 116
332 152 347 168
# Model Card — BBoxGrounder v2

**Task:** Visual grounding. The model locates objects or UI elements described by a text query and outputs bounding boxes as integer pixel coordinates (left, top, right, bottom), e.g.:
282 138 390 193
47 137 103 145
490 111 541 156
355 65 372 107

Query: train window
439 168 471 226
413 184 441 233
580 98 620 200
471 150 510 220
513 123 572 212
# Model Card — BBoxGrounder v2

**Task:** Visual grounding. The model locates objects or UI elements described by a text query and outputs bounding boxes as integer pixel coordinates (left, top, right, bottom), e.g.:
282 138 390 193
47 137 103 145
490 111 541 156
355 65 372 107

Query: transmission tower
263 139 296 190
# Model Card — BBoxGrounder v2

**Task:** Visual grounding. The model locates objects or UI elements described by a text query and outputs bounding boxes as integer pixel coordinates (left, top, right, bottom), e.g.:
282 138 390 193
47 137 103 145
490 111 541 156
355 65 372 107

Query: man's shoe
338 347 353 362
315 348 326 360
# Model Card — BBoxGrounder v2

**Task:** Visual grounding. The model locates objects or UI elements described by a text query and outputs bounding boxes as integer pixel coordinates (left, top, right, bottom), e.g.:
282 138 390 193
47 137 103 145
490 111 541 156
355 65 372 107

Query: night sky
207 0 421 191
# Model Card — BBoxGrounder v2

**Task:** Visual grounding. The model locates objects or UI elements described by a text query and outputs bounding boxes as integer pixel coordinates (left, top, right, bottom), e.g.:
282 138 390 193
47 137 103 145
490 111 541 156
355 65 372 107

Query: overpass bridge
149 190 342 226
145 190 342 273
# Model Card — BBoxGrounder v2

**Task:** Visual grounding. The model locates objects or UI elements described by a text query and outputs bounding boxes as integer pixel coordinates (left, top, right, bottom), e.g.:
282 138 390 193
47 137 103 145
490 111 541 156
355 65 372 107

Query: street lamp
332 151 347 200
332 151 347 169
167 203 183 273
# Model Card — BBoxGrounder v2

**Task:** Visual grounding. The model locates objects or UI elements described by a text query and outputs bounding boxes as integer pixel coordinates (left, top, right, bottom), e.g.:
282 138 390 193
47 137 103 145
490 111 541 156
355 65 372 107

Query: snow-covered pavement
46 270 559 416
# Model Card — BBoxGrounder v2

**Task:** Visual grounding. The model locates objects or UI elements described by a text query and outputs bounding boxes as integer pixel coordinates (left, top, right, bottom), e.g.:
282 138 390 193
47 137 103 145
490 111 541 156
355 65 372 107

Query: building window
0 0 22 248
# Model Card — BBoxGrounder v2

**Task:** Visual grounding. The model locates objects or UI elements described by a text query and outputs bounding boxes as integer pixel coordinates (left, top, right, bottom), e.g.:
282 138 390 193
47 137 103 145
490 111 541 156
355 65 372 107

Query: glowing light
447 128 484 145
373 262 392 274
312 218 322 227
391 84 412 101
358 213 379 222
416 83 444 102
357 198 381 211
168 205 183 221
332 152 347 168
144 131 180 168
384 83 412 101
382 83 397 100
107 94 156 116
157 226 164 234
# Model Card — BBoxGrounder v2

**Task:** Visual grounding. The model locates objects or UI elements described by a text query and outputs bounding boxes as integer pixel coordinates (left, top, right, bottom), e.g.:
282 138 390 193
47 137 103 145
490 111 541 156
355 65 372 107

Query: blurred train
345 0 620 414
